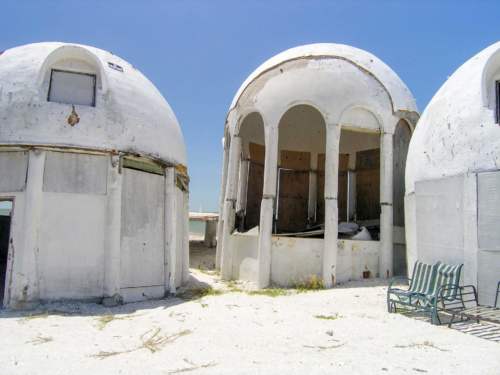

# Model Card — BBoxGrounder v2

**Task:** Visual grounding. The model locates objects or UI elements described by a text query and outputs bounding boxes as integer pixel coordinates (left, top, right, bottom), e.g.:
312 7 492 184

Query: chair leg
431 309 441 325
448 313 456 328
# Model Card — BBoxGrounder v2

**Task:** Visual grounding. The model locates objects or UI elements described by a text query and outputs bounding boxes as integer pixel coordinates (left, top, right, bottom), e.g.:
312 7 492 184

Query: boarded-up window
48 69 96 106
43 152 108 195
245 143 265 230
277 150 310 233
316 153 349 224
338 154 349 222
393 121 411 226
356 148 380 221
0 152 28 192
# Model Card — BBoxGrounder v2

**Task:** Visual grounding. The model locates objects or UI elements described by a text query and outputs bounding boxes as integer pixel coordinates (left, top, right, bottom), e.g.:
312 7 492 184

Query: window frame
47 68 97 107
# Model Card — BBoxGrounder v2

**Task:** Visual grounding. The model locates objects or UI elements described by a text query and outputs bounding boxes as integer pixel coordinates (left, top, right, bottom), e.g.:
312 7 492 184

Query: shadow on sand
0 274 213 320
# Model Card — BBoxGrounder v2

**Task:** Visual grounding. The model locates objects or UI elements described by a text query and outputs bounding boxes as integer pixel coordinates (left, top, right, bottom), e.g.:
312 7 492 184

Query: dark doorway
0 201 12 307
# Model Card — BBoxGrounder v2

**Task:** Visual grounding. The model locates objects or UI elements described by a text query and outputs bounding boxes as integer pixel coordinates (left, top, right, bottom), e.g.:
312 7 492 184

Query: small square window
48 69 96 107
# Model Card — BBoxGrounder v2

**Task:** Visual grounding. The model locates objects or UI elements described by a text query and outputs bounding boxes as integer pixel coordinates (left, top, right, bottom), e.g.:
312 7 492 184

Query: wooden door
277 150 310 233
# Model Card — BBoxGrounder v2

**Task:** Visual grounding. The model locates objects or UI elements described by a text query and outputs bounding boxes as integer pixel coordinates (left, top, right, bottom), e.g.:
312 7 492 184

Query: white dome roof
230 43 417 114
406 41 500 193
0 42 186 166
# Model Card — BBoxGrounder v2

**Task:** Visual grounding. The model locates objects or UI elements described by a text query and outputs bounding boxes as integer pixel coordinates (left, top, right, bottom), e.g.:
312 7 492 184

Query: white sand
0 270 498 375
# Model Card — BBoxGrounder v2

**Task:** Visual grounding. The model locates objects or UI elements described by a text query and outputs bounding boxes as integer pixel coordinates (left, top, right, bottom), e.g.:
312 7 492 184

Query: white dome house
0 42 190 309
217 43 418 288
406 42 500 305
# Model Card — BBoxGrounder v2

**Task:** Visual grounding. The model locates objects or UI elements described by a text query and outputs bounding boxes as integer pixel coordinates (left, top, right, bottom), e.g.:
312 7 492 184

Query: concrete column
308 153 318 223
236 159 249 213
11 149 45 307
215 145 229 269
165 167 178 294
257 126 279 288
380 131 394 278
220 135 242 280
204 220 217 248
182 190 190 284
103 154 123 305
323 123 340 288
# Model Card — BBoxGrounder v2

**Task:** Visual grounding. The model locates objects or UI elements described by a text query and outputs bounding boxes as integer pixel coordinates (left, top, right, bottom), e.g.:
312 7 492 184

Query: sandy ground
0 243 498 375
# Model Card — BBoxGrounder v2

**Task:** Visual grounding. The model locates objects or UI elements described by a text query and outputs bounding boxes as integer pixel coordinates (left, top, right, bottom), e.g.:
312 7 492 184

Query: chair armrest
438 284 478 310
388 276 411 291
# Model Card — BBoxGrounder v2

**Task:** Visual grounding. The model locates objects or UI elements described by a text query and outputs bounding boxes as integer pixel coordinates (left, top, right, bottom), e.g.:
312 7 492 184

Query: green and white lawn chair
387 260 440 313
422 262 463 324
387 261 463 325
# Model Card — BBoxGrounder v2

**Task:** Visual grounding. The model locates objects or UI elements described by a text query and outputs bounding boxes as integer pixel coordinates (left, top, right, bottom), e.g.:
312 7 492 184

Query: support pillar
308 153 318 223
165 167 178 294
204 220 217 248
323 123 340 288
11 149 45 308
220 135 242 280
182 190 190 284
236 159 249 213
215 144 229 269
380 131 394 278
103 154 123 306
257 126 278 288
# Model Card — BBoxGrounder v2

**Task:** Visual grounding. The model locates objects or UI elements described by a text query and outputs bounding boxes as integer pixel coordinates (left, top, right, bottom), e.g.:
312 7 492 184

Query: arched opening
393 119 412 275
276 105 326 234
237 112 265 232
338 129 380 240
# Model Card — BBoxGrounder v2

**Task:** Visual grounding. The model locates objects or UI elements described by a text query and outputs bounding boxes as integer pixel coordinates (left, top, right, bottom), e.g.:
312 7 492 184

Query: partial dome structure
216 43 418 288
405 42 500 305
0 42 189 308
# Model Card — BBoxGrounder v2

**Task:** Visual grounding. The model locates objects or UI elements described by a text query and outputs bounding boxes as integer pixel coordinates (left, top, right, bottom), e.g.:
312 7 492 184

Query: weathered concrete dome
404 42 500 305
218 43 418 289
406 41 500 193
0 42 186 166
228 43 417 135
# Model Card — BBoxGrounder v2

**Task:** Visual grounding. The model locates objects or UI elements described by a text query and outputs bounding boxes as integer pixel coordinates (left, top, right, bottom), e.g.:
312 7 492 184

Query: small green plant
247 288 289 297
95 314 138 330
177 286 224 300
225 280 244 293
18 311 50 323
314 314 341 320
294 275 325 292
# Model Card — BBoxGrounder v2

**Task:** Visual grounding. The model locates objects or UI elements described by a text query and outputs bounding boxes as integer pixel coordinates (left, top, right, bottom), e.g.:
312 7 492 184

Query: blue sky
2 1 500 212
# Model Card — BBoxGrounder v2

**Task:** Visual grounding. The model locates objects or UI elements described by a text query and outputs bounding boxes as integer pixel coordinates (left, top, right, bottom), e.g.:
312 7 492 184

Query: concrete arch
235 109 266 136
231 54 406 115
338 104 384 133
37 44 108 92
481 43 500 108
276 100 329 128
